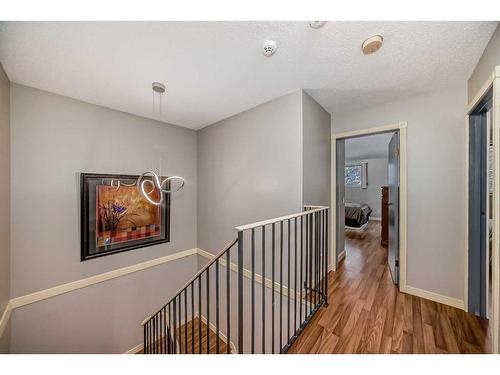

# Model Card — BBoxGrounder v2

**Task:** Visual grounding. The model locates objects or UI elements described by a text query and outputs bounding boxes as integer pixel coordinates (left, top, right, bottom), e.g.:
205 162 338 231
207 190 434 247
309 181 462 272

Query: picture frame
80 173 170 261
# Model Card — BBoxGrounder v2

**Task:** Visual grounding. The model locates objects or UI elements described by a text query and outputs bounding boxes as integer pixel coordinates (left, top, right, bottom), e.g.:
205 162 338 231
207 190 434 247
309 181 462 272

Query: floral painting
80 173 170 261
95 185 161 247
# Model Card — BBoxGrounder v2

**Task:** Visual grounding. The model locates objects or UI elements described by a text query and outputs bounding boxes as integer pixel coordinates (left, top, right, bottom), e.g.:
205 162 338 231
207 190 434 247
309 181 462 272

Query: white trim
337 250 346 262
331 122 405 141
467 72 495 114
10 248 198 310
331 121 408 293
464 113 469 313
369 216 382 221
0 247 199 339
405 286 464 310
0 301 13 337
492 72 500 354
125 343 144 354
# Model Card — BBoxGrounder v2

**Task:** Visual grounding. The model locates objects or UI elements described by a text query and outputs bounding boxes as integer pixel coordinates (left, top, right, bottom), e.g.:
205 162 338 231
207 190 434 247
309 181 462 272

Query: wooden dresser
381 186 389 247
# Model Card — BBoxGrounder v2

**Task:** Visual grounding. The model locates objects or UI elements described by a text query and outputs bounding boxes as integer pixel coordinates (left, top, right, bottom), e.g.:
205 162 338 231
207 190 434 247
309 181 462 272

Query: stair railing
142 238 238 354
142 205 329 354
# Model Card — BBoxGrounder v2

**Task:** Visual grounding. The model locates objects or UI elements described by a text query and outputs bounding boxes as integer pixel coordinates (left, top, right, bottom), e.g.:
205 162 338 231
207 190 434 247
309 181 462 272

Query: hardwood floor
176 317 229 354
288 221 490 354
138 317 229 354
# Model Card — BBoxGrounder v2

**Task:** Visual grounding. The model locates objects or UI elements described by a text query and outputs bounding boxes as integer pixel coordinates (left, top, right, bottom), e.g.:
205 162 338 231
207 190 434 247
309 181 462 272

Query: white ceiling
0 21 497 130
345 132 394 161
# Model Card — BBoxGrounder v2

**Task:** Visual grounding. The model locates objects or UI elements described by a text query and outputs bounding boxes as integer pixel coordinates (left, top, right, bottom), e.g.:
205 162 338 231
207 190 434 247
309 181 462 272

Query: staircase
141 206 329 354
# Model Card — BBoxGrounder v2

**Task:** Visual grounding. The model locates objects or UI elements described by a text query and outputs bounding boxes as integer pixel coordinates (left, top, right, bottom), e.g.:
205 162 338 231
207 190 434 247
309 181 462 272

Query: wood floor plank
288 221 490 354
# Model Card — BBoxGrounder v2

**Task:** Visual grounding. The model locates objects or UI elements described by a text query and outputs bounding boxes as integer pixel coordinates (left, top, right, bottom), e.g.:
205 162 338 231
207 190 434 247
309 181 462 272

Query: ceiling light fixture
309 21 327 29
136 81 185 205
362 35 383 55
108 82 186 205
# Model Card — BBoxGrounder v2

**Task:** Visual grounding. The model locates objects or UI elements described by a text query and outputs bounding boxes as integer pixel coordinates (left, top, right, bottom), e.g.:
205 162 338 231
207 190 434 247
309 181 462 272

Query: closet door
388 132 400 284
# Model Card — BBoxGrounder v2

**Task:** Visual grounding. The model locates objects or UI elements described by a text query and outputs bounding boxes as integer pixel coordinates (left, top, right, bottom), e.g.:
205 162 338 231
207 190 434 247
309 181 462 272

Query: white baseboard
338 250 346 262
405 285 465 310
370 216 381 221
0 301 13 337
125 343 144 354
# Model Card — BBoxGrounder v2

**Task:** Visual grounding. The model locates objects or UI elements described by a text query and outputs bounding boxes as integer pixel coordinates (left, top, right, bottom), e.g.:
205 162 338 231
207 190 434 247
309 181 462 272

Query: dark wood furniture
381 186 389 247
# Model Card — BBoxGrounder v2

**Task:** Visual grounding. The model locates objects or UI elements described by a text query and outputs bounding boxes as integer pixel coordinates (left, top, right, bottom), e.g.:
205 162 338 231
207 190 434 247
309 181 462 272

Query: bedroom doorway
331 122 408 291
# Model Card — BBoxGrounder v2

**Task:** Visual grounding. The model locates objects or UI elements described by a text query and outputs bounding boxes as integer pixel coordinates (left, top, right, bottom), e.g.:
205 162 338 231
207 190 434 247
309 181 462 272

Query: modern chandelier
133 82 185 205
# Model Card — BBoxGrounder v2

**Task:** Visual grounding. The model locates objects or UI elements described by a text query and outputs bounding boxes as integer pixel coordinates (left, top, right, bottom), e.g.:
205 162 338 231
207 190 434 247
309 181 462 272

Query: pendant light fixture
136 82 185 206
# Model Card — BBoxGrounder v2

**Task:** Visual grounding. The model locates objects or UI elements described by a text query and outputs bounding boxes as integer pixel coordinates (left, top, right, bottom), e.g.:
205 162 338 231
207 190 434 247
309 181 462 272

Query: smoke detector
262 40 277 57
309 21 327 29
362 35 383 55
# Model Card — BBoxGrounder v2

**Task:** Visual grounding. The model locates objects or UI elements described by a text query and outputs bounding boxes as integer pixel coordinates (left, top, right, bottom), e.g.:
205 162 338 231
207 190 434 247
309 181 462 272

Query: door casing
330 121 408 292
465 66 500 353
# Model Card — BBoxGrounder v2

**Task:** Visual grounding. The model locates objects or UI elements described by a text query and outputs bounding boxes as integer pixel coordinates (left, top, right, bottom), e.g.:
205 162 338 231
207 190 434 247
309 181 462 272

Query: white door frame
465 66 500 353
330 121 408 293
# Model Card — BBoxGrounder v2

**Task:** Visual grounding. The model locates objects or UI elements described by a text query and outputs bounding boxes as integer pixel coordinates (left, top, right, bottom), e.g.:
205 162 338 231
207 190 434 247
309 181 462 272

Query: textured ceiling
0 21 497 129
345 132 394 161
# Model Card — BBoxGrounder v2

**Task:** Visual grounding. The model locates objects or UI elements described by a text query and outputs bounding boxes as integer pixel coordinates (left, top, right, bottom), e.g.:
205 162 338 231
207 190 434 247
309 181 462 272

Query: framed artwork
80 173 170 261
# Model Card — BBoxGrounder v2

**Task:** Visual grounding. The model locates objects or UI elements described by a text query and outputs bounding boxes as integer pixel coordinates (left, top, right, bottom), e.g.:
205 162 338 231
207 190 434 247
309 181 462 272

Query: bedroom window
345 163 367 188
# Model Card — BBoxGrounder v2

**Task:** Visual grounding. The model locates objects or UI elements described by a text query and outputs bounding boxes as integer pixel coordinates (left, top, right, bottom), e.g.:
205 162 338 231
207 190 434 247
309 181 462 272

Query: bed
345 202 372 229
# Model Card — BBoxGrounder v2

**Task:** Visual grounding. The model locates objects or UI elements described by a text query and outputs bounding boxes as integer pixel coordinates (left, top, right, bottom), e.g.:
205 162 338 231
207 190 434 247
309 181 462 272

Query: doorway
467 88 493 318
331 122 408 291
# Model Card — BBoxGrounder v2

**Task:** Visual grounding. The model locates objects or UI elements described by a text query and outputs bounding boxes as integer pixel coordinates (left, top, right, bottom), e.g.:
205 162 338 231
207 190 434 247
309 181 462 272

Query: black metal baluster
325 209 329 306
279 221 283 352
145 322 148 354
198 276 202 353
206 268 210 354
168 303 172 353
161 308 164 353
318 212 322 302
262 225 266 353
216 258 220 354
305 214 309 317
300 216 304 326
313 212 318 307
178 295 182 353
173 298 177 354
237 230 244 354
191 283 195 354
226 249 231 354
184 290 188 354
309 212 313 315
271 223 276 354
287 219 291 345
251 228 255 353
315 212 319 307
317 212 320 306
294 217 297 336
154 314 158 354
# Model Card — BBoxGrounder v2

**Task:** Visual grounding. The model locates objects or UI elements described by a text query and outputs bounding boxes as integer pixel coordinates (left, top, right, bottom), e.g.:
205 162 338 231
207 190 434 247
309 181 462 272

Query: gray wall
10 256 197 353
197 91 304 254
0 63 10 353
8 84 199 352
333 84 467 300
302 91 331 207
345 157 388 218
468 23 500 103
